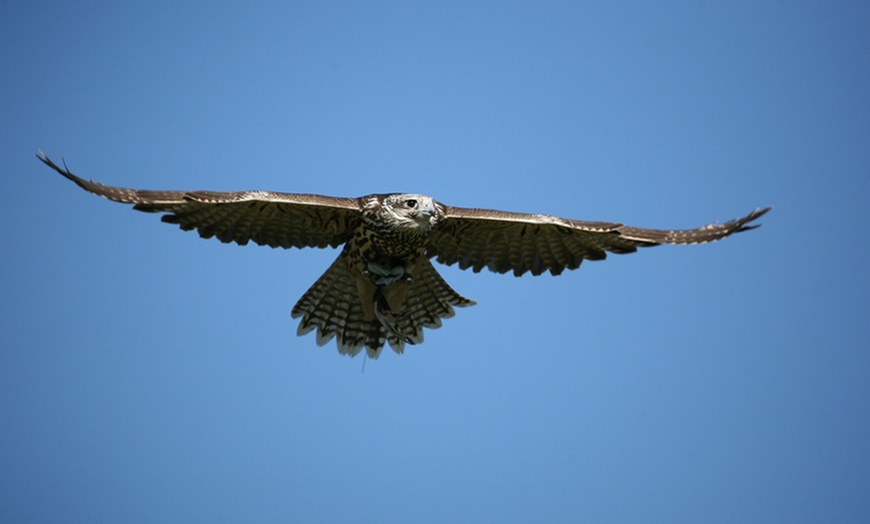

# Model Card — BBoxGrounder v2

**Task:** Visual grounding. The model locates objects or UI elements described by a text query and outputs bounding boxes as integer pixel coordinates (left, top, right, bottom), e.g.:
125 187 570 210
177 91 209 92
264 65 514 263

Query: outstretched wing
37 152 362 249
427 204 771 276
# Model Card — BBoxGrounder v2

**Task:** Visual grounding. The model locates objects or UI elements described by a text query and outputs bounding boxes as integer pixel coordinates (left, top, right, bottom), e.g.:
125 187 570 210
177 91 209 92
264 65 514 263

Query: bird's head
378 193 439 231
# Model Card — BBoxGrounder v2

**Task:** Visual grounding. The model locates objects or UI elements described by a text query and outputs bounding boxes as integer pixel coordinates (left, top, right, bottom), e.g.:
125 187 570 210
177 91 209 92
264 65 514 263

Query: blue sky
2 1 869 522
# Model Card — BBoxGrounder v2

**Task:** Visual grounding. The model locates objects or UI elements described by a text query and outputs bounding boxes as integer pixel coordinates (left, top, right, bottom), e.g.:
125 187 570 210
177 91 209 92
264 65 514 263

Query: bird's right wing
37 152 362 249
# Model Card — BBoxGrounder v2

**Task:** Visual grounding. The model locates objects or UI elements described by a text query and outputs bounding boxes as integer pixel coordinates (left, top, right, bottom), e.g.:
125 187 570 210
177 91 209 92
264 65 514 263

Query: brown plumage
37 152 771 358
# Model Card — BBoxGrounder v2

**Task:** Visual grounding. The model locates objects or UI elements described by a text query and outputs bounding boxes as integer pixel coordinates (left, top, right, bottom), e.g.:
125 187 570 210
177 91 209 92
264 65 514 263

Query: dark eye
405 199 418 208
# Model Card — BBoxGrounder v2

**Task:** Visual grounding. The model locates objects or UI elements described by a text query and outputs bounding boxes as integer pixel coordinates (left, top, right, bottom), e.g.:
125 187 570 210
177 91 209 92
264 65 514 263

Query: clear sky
2 1 868 522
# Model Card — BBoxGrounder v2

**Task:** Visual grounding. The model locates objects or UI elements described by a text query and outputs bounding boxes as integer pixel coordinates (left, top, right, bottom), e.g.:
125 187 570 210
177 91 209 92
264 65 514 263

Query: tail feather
389 259 476 353
291 251 377 356
291 253 474 358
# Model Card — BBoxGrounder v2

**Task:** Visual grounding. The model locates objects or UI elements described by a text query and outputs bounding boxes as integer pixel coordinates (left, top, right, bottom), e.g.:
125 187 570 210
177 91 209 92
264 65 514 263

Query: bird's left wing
427 204 771 276
37 152 362 249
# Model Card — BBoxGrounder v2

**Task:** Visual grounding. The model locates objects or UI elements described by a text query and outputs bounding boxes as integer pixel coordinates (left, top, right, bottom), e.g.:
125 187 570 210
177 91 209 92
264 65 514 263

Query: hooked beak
414 200 436 226
420 200 436 218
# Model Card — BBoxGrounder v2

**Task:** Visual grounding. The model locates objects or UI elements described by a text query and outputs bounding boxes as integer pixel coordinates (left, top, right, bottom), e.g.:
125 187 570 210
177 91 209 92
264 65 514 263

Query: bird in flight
37 152 770 358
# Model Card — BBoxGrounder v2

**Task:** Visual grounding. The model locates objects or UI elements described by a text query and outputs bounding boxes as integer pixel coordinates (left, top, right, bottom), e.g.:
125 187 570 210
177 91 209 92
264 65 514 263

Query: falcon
37 152 770 358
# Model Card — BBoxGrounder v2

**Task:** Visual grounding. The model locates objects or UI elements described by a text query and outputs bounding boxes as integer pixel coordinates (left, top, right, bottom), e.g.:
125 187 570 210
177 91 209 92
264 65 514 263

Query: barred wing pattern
427 206 771 276
37 153 361 250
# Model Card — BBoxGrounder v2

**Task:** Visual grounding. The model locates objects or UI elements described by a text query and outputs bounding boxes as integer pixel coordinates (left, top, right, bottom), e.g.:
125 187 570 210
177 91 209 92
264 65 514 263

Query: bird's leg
365 259 413 286
373 286 415 345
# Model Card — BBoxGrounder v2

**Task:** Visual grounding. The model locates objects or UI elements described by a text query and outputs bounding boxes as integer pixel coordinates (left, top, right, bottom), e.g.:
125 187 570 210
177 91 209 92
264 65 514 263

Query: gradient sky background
2 1 869 522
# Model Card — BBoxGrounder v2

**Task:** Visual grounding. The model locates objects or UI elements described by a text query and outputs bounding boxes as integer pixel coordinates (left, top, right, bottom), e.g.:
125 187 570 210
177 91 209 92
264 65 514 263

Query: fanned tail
291 254 474 358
